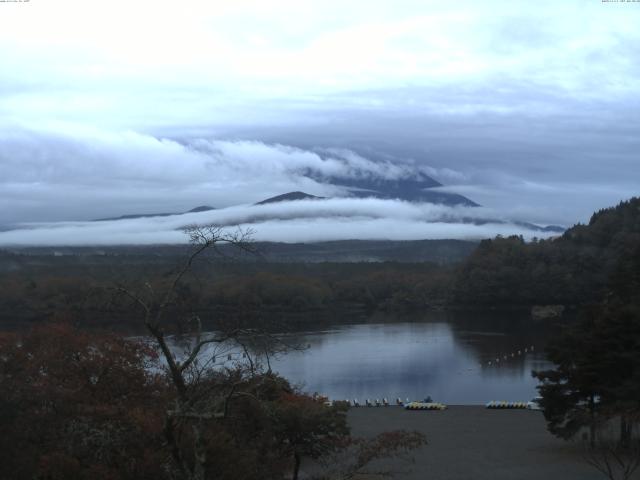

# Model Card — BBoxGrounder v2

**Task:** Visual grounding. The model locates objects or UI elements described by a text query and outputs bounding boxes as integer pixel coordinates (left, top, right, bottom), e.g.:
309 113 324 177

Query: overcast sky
0 0 638 243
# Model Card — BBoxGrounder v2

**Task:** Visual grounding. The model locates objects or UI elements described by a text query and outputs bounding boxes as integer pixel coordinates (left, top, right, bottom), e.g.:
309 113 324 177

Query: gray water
269 320 552 405
168 311 556 405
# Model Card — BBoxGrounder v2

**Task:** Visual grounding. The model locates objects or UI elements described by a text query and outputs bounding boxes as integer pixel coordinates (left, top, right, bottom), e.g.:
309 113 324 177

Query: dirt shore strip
345 406 620 480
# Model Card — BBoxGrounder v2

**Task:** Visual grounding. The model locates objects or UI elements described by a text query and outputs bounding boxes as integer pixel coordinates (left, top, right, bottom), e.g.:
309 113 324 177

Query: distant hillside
94 205 214 221
255 239 477 264
256 192 324 205
513 221 565 234
187 205 215 213
316 173 478 206
94 212 175 221
453 197 640 307
1 239 477 266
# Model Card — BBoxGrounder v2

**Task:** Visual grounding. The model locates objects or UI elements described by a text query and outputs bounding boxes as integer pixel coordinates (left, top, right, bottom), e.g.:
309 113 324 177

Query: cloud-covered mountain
299 149 478 206
0 196 564 247
0 124 567 247
325 175 478 206
256 179 478 207
256 192 324 205
0 125 485 224
0 1 638 243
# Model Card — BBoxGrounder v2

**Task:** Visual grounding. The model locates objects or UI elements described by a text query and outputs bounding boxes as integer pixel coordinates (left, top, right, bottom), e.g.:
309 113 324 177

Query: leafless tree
114 224 296 480
112 223 425 480
583 435 640 480
311 430 427 480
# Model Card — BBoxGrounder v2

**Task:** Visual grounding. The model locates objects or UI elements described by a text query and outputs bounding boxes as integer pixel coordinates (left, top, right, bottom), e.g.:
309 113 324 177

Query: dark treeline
0 197 638 329
530 211 640 471
0 260 454 328
453 197 640 307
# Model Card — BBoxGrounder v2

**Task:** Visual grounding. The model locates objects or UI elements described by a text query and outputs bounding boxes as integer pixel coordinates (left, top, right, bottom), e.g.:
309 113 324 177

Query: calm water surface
167 311 556 405
266 312 554 405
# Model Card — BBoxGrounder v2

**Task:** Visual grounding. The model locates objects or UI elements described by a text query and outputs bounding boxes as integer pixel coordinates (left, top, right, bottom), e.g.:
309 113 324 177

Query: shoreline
336 406 608 480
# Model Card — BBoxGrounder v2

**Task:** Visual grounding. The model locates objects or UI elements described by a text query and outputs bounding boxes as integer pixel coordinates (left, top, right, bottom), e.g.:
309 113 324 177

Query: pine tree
534 243 640 447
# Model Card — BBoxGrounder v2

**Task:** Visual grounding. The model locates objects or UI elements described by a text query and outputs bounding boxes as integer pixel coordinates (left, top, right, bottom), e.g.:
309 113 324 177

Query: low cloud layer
0 1 637 242
0 124 465 224
0 198 557 247
1 121 635 246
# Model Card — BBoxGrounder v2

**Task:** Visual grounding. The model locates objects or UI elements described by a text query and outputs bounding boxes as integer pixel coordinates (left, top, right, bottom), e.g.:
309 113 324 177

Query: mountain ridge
255 191 324 205
94 205 215 222
323 175 478 206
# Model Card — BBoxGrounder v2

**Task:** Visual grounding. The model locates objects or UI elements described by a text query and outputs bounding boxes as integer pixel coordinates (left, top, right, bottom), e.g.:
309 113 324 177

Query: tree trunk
292 452 301 480
192 422 208 480
589 394 597 449
164 415 190 478
620 416 631 449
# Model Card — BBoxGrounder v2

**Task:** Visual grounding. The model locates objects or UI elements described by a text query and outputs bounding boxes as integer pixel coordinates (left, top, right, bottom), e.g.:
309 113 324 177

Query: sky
0 0 638 245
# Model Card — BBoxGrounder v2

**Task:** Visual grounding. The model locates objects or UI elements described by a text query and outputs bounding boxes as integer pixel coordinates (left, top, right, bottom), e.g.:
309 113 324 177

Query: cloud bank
0 124 463 224
0 0 637 241
0 197 557 247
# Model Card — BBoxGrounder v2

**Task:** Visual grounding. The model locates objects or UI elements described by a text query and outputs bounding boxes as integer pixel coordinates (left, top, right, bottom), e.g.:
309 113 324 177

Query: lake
169 310 557 405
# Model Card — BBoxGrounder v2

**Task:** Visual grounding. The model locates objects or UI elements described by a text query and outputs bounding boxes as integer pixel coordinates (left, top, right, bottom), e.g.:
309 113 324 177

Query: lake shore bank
341 406 606 480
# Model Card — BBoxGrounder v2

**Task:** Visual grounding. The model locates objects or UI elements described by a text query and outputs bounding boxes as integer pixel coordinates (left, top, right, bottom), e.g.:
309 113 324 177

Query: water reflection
162 312 556 405
268 317 553 405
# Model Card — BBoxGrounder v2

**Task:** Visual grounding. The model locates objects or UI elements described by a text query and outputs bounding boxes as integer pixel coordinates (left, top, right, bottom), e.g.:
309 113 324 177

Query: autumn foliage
0 323 167 480
0 324 425 480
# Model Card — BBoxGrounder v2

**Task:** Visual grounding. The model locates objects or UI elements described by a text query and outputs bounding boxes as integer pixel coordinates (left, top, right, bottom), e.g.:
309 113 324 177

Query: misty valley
2 2 639 479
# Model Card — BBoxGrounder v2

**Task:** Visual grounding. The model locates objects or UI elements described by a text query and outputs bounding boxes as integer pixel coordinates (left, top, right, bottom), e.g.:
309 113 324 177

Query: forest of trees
0 323 427 480
0 260 455 329
532 230 640 479
0 198 639 330
0 227 427 480
453 197 640 307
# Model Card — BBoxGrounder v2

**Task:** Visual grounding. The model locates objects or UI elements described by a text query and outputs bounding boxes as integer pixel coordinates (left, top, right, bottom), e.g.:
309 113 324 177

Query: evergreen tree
534 243 640 447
